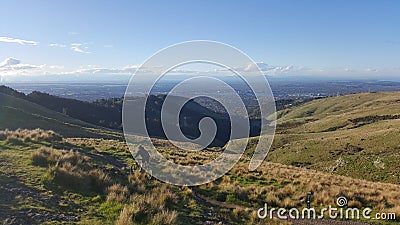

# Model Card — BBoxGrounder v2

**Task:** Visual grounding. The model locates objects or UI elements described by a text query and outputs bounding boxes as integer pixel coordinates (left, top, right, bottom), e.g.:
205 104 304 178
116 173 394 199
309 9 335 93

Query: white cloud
263 65 294 75
228 62 296 76
11 64 42 70
62 65 140 75
0 57 64 76
230 62 400 77
170 68 201 74
48 65 65 69
49 43 66 48
0 57 21 67
68 31 79 35
0 57 42 71
71 43 91 54
0 37 38 45
1 56 399 78
365 68 379 73
243 62 275 72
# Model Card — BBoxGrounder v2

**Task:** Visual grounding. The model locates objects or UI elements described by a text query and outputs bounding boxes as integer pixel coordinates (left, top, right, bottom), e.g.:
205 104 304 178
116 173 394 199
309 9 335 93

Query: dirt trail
0 176 79 225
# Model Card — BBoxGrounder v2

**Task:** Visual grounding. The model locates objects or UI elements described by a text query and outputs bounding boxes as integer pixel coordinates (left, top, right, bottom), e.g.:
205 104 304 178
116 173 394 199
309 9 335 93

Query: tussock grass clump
115 203 178 225
150 209 178 225
49 162 111 193
31 147 88 167
128 170 152 191
129 192 178 224
31 146 111 192
106 184 129 203
31 147 63 166
157 185 179 208
0 128 62 144
5 135 24 145
115 205 133 225
113 183 179 225
265 192 280 206
59 149 88 166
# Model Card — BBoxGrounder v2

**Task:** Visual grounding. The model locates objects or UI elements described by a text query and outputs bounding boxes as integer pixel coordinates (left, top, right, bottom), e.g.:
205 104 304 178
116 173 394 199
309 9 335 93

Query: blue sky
0 0 399 79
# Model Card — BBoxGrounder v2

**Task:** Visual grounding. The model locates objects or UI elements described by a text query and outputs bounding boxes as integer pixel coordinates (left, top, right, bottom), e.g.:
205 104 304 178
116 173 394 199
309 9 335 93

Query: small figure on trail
133 145 150 170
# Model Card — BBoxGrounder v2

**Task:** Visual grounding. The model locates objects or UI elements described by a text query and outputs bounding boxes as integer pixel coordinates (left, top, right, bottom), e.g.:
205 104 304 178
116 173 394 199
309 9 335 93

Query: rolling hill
260 92 400 184
0 92 120 139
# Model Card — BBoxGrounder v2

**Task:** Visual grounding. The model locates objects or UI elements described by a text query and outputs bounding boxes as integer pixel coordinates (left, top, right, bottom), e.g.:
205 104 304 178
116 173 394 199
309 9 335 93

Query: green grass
260 92 400 184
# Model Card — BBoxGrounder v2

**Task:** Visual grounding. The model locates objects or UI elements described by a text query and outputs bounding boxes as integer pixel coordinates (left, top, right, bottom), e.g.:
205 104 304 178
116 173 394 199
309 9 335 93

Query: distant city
3 79 400 102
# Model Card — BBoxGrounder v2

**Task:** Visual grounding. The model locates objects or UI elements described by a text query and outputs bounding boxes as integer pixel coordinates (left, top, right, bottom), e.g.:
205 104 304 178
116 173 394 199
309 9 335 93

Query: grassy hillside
1 91 400 224
263 92 400 184
0 93 121 139
1 129 399 224
0 129 287 225
276 92 400 132
0 85 122 130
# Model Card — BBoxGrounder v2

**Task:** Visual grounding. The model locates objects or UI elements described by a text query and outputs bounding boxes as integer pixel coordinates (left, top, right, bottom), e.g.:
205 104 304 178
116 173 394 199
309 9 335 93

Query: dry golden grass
66 138 130 152
106 184 129 203
128 170 152 192
389 206 400 217
265 192 280 206
31 147 89 167
110 164 181 224
49 161 111 192
68 129 399 223
115 205 133 225
31 146 63 166
125 186 178 224
198 160 400 216
0 128 62 143
150 209 178 225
